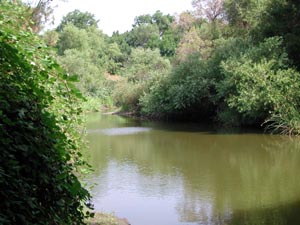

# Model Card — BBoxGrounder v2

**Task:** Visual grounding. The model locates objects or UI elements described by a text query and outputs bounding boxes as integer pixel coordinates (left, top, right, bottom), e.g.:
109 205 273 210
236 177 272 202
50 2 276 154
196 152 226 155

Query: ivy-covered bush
0 1 92 224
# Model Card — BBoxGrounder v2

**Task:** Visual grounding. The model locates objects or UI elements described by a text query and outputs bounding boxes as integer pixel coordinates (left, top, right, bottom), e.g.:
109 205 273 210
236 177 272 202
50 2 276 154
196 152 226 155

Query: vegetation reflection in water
84 113 300 225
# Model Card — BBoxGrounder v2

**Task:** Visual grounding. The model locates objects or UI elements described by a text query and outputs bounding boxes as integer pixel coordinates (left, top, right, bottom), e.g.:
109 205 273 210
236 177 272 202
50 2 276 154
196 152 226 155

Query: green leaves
221 37 300 133
113 48 171 111
140 53 215 118
56 9 99 32
0 1 92 224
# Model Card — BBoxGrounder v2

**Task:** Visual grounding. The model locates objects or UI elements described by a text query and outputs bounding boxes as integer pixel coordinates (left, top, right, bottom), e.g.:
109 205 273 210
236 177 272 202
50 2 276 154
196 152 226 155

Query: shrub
0 2 92 224
113 48 171 111
221 37 300 133
140 53 216 119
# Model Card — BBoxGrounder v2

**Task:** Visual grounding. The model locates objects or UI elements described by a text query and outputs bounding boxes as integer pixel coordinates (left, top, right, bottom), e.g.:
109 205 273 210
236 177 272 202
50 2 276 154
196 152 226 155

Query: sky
49 0 193 35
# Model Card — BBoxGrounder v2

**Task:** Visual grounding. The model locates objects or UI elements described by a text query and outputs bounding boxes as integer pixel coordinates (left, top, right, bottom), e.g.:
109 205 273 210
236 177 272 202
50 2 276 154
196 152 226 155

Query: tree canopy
57 9 99 31
44 1 300 136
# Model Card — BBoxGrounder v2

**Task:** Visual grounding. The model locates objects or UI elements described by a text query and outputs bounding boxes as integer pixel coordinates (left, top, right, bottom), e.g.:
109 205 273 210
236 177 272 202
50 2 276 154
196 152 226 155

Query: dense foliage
2 1 299 222
44 0 300 134
139 0 300 134
10 1 300 224
56 9 99 32
114 48 171 111
0 1 92 224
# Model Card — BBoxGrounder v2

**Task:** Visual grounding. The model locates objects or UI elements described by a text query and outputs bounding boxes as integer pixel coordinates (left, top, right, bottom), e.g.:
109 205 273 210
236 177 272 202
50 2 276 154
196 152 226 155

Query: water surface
84 113 300 225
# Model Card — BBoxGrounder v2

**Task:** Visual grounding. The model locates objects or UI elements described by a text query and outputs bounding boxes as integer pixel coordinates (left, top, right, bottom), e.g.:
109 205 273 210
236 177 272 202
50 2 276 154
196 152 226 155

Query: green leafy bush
113 79 146 111
140 54 215 119
0 2 92 224
113 48 171 111
58 48 106 97
56 24 123 111
221 37 300 133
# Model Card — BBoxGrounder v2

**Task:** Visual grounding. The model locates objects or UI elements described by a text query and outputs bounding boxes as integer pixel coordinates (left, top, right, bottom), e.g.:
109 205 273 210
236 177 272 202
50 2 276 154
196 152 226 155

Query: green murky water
84 113 300 225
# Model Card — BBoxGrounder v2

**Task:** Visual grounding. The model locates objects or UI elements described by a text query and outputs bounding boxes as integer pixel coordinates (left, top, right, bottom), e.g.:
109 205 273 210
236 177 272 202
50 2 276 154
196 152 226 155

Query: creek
84 113 300 225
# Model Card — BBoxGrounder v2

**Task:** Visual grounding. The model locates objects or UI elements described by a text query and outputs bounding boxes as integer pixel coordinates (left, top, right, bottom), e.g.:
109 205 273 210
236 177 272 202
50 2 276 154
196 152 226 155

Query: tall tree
192 0 225 22
133 14 152 26
127 24 160 49
111 31 132 57
30 0 54 33
129 11 176 56
57 24 89 55
172 11 198 36
254 0 300 67
176 26 212 62
152 10 174 36
223 0 269 30
56 9 99 31
42 30 59 46
14 0 55 33
133 10 174 36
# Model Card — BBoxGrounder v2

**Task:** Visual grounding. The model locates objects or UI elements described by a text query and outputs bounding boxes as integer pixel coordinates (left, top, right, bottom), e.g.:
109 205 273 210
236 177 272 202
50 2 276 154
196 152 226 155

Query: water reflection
88 127 152 136
84 113 300 225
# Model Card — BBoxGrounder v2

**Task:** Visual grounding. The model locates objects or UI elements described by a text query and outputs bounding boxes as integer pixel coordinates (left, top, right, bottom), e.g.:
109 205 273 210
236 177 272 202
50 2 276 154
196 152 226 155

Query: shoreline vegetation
41 0 300 135
1 1 93 224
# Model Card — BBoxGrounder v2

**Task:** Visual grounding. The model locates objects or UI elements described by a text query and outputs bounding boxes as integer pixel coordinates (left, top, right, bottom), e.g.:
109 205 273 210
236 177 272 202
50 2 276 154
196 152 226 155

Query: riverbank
86 212 130 225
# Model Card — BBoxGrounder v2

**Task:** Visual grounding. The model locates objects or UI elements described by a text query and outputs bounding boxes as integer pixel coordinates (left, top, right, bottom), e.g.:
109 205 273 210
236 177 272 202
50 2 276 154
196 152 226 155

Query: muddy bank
87 212 130 225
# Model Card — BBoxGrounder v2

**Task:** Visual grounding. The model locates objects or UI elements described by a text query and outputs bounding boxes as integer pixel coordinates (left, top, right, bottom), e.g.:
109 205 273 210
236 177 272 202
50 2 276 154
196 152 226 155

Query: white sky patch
50 0 193 35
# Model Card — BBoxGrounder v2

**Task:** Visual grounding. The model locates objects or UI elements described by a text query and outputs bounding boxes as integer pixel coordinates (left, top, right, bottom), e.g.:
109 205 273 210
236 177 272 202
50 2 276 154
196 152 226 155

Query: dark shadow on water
184 201 300 225
86 113 300 225
226 201 300 225
118 115 264 135
89 113 264 135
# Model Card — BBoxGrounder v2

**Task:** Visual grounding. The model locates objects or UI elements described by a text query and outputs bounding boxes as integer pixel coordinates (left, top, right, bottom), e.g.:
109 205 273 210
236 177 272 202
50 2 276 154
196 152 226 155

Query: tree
152 10 174 36
110 31 132 59
127 11 177 54
124 48 170 81
159 29 179 57
133 11 174 37
42 29 59 46
176 27 212 62
59 49 105 96
113 48 171 111
127 24 160 49
57 24 89 55
21 0 55 33
140 53 215 119
57 25 108 95
254 0 300 67
223 0 269 30
105 42 123 74
173 11 197 32
56 9 99 31
192 0 225 22
56 22 123 98
133 14 152 26
220 37 300 133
